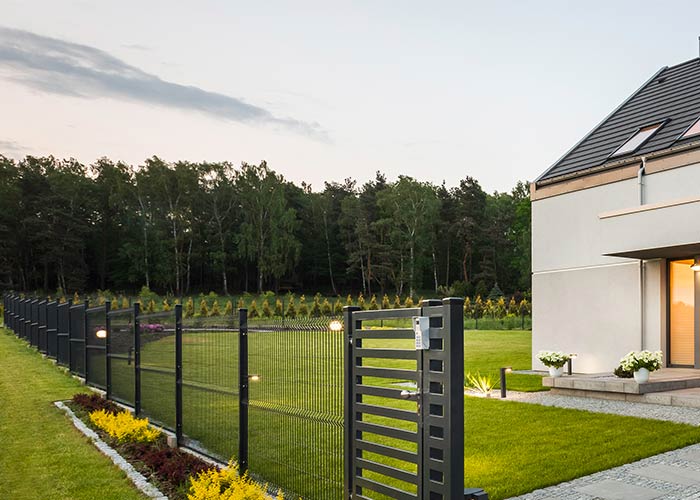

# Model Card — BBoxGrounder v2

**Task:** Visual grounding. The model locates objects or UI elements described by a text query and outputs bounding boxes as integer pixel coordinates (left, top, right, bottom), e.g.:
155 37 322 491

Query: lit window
610 122 664 157
681 118 700 139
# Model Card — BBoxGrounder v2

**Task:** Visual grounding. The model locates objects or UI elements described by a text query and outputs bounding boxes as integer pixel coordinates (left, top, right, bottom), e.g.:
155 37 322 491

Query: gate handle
400 390 419 401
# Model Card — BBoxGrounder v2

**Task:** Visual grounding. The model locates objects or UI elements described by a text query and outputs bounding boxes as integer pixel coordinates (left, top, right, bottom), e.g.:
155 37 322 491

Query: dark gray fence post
343 305 361 499
83 299 90 382
175 303 183 446
134 302 141 416
105 300 112 399
238 308 249 473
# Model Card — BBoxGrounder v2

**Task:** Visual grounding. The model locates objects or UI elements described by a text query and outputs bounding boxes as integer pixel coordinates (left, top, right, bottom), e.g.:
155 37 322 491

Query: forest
0 155 531 299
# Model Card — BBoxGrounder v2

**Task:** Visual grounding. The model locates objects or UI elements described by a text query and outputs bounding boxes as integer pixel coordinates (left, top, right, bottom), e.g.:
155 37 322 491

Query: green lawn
8 324 700 500
0 328 146 500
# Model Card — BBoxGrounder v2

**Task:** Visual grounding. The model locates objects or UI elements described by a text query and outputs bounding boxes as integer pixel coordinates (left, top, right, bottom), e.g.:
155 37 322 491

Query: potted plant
537 350 571 378
619 350 663 383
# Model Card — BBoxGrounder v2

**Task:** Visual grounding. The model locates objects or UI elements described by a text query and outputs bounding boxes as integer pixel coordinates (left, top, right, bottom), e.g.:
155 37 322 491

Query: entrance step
543 368 700 395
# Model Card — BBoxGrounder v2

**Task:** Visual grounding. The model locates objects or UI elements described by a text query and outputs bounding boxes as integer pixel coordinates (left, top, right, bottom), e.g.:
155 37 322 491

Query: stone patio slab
573 479 663 500
630 463 700 486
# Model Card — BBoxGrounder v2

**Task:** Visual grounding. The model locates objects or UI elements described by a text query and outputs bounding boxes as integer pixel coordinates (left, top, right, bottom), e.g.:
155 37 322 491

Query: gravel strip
54 401 168 500
502 392 700 426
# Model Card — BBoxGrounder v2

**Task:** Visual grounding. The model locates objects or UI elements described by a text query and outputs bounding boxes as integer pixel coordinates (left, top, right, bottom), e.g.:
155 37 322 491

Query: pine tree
487 283 504 301
162 299 171 312
310 296 321 317
298 295 309 316
275 299 283 317
404 296 414 308
210 299 221 316
381 294 390 309
147 299 156 313
249 300 259 318
184 297 194 317
224 300 233 316
321 298 332 316
357 293 366 310
368 294 379 310
333 299 343 315
285 296 297 318
393 295 402 308
261 299 272 318
198 299 209 317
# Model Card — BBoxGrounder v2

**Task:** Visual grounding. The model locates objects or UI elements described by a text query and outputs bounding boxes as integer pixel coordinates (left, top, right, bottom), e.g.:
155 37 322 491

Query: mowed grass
12 323 700 500
0 328 146 500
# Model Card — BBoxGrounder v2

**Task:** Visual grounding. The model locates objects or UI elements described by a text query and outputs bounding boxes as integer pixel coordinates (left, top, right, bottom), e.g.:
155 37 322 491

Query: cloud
0 139 28 155
0 26 329 141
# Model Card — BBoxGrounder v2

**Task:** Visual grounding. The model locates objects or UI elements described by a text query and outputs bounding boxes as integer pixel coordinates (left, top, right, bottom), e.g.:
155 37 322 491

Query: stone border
54 401 168 500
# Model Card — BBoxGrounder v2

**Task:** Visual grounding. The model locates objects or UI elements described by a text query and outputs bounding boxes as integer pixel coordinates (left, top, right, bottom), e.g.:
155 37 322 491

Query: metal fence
2 294 345 500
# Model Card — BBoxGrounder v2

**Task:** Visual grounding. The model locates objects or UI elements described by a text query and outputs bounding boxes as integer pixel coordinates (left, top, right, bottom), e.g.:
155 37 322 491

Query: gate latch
400 390 419 401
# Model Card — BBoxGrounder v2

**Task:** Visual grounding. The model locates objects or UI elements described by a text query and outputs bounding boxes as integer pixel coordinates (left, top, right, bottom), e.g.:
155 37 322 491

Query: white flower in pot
619 350 663 383
537 350 571 378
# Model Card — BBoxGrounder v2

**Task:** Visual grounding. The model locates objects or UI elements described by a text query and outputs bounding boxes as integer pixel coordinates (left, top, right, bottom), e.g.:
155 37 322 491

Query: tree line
0 155 531 298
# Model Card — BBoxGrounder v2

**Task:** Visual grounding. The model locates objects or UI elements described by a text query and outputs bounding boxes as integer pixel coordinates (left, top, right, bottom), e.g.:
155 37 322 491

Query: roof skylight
610 122 665 158
681 117 700 139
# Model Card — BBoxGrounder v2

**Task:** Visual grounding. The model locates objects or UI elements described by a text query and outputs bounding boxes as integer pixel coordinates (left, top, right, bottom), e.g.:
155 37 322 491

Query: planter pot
548 366 564 378
633 367 650 384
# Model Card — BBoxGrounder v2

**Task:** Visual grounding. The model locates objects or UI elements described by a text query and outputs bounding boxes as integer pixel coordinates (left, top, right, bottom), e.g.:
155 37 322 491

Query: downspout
638 158 646 350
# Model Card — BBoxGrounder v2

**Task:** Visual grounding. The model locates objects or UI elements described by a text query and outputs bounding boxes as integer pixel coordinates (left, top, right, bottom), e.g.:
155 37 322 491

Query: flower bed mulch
68 393 215 499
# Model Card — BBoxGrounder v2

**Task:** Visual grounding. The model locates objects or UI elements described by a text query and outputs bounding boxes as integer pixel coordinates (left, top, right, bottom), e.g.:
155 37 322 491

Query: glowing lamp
95 329 107 339
329 320 343 332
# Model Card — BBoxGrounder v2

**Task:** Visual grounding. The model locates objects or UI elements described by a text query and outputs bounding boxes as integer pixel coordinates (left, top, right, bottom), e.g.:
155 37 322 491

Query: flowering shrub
121 442 213 486
90 409 161 443
537 350 570 369
72 393 122 414
619 350 663 373
140 323 165 333
188 461 282 500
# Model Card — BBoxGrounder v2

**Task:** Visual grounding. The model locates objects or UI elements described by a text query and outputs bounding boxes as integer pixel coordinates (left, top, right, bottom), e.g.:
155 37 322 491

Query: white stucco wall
532 162 700 373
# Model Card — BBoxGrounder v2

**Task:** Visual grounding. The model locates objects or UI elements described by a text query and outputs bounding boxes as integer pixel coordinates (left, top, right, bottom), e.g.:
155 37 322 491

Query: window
610 122 665 158
680 117 700 140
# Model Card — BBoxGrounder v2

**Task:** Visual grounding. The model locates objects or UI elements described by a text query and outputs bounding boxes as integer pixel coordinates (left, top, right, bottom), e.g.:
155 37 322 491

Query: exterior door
669 259 699 367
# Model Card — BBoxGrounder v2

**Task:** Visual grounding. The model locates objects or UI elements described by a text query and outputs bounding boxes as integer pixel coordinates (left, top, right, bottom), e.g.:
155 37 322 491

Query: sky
2 1 700 193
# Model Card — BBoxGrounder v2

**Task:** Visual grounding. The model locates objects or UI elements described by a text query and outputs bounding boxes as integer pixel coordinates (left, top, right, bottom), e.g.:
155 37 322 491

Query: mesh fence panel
30 300 39 347
139 310 177 430
181 314 239 462
247 317 344 500
69 304 86 376
38 301 47 353
46 301 58 358
86 306 107 389
57 303 70 366
108 308 135 406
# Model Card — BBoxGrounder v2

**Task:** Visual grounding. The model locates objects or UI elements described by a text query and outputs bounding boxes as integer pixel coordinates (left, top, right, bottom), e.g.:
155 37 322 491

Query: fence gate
344 298 466 500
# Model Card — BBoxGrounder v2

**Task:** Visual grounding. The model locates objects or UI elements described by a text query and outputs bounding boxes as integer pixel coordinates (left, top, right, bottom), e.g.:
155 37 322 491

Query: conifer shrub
381 294 390 309
199 299 209 317
73 291 80 303
310 296 321 317
210 300 221 317
249 300 259 318
368 294 378 310
147 299 156 314
393 295 402 308
162 299 171 312
275 298 283 317
298 295 309 316
334 299 343 315
346 294 353 306
224 300 233 316
508 297 518 316
463 296 472 318
404 296 414 308
185 297 195 318
121 296 130 309
357 293 366 310
321 298 332 316
262 299 272 318
285 296 297 318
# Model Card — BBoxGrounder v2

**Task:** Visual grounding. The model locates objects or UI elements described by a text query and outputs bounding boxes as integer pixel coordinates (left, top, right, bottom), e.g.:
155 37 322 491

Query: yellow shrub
188 461 283 500
89 409 161 443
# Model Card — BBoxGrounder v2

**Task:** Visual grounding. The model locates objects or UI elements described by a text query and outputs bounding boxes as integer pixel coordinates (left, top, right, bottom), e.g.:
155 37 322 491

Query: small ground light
329 319 343 332
500 367 512 399
95 329 107 339
567 353 578 375
248 374 261 382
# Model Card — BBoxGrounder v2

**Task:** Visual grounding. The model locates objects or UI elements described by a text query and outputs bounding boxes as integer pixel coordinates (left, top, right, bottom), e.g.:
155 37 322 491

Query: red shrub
72 393 122 414
140 446 214 485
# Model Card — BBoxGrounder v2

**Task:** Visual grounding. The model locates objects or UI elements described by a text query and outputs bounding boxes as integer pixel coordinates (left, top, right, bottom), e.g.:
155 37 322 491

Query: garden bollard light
500 367 512 398
567 354 578 375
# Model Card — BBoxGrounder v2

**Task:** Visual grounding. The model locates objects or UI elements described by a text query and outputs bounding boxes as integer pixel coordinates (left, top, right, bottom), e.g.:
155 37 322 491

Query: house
532 57 700 373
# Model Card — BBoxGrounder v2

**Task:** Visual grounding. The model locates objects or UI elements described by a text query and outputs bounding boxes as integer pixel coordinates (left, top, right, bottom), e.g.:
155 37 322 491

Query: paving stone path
501 393 700 499
507 444 700 500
